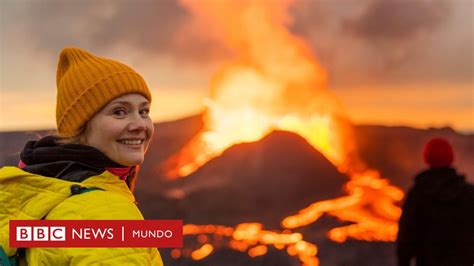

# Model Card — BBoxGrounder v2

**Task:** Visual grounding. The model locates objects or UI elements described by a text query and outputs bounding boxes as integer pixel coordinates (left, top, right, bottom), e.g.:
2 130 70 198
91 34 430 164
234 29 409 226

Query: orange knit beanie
56 47 152 137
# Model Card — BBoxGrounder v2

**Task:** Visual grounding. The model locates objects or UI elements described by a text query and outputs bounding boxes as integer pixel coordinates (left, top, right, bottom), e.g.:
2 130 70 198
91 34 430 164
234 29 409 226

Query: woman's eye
140 109 150 116
113 109 127 116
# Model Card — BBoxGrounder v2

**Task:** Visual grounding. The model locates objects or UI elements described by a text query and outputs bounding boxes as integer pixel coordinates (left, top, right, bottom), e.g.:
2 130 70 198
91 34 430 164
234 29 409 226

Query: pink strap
18 160 26 168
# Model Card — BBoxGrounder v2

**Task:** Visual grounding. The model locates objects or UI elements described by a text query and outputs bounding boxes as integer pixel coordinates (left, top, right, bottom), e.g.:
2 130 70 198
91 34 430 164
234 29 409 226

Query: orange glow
233 223 303 245
230 239 249 252
166 0 405 264
184 223 319 264
162 0 350 179
191 243 214 260
170 249 181 259
282 170 404 243
197 234 209 243
248 245 268 257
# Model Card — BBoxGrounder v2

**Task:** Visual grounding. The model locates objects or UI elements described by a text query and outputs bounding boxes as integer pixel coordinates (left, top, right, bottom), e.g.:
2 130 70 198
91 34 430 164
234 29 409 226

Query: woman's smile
117 139 145 145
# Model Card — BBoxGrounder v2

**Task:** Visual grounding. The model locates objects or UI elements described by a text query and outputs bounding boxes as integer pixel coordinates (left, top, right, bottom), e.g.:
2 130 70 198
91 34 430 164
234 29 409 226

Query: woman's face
84 93 154 166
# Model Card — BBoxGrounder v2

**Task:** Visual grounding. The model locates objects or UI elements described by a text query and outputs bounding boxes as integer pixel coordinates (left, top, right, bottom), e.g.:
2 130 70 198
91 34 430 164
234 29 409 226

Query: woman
0 47 163 265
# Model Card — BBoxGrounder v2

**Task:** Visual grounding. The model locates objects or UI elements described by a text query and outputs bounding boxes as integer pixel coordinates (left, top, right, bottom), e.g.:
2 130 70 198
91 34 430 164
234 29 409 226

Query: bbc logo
16 226 66 241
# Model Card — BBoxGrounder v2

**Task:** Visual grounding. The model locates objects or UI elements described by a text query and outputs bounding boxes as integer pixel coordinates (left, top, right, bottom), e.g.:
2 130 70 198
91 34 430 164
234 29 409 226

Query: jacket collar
19 136 135 189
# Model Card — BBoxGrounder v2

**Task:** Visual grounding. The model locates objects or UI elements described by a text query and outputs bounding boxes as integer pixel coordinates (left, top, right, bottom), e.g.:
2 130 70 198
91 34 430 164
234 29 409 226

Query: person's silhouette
397 137 474 266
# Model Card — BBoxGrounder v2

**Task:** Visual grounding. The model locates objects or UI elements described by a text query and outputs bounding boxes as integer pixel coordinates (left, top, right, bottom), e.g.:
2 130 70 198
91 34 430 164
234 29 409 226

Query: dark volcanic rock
149 130 347 227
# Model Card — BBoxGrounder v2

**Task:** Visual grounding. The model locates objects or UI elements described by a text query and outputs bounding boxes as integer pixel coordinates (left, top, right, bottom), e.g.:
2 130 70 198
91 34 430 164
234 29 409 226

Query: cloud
344 0 449 42
340 0 453 73
2 0 471 87
287 0 472 85
2 0 225 63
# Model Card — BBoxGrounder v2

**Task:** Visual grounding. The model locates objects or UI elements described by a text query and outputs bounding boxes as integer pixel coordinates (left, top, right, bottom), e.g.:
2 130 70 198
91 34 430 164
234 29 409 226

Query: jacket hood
414 167 466 202
20 136 137 189
21 136 121 168
0 166 135 257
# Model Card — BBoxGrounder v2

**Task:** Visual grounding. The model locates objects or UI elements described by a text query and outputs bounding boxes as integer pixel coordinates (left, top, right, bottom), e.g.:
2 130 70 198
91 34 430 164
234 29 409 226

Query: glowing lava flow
162 0 405 264
174 223 319 265
283 169 403 243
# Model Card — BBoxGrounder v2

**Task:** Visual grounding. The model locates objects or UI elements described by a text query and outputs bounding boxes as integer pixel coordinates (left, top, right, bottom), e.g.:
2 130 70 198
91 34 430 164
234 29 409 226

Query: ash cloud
288 0 471 85
2 0 471 86
339 0 454 74
344 0 449 42
3 0 225 63
339 0 471 84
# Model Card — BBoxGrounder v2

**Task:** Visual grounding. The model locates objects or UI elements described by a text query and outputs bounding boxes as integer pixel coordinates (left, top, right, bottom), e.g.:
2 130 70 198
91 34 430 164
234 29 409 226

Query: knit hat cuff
57 71 151 137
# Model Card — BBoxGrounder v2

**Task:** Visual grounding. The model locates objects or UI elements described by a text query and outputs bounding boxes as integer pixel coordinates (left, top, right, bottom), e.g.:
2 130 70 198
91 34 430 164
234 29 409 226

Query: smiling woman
72 94 154 167
0 47 163 265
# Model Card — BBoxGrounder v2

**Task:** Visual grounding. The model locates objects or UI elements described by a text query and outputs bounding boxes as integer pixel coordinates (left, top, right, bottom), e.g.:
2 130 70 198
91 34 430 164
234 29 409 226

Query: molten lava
163 0 405 264
176 223 319 265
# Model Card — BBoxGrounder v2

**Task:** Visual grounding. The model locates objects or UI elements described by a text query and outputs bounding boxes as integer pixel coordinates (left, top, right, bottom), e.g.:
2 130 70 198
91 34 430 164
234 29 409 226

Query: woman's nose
128 113 147 131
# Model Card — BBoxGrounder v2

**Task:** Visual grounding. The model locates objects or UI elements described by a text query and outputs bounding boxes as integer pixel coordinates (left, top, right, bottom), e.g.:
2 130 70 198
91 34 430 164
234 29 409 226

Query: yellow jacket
0 166 163 266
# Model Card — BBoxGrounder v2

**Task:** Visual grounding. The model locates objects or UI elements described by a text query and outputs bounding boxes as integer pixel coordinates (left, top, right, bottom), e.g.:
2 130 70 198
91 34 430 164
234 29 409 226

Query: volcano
138 129 347 227
1 115 472 265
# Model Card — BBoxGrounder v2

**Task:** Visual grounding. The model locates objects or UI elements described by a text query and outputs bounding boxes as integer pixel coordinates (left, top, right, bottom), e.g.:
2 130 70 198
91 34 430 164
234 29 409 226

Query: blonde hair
54 125 88 145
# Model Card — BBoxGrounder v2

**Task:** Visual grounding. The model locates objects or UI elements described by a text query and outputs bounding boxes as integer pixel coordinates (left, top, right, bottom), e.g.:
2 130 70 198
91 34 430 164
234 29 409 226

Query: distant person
396 137 474 266
0 48 163 265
